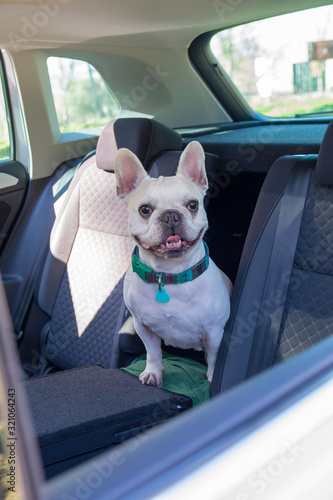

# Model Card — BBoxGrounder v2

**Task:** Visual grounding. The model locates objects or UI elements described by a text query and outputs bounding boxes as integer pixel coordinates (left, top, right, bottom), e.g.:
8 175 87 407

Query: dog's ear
114 148 148 201
177 141 208 194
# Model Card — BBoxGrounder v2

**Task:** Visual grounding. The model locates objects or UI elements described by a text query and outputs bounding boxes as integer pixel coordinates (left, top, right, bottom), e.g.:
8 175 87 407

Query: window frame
46 55 121 137
190 29 333 125
0 51 14 161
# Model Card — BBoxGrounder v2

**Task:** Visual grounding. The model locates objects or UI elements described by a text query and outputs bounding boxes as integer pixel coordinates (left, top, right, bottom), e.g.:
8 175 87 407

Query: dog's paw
139 369 163 388
206 369 213 384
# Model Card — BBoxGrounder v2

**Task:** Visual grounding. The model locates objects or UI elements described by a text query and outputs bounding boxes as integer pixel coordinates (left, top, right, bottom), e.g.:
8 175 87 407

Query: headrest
316 121 333 185
149 150 218 179
96 118 183 172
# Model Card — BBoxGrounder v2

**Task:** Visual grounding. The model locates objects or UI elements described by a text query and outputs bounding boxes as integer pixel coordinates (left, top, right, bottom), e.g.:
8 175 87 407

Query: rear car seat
23 117 217 477
212 121 333 395
35 118 183 370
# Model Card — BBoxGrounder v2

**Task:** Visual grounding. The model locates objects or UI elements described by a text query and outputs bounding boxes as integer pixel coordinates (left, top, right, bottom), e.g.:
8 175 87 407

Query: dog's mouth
141 235 190 253
136 228 206 257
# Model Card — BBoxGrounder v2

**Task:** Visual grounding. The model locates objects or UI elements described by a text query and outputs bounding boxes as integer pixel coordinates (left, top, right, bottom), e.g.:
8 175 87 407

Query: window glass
211 5 333 118
47 57 120 134
0 75 10 160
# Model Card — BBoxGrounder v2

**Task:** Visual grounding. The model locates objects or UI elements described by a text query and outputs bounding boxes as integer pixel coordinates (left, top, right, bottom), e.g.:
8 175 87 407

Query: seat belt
11 162 80 339
246 156 316 375
211 156 317 397
12 210 56 339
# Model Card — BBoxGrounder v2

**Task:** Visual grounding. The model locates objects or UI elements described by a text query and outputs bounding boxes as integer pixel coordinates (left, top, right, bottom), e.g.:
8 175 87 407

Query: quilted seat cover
46 164 134 368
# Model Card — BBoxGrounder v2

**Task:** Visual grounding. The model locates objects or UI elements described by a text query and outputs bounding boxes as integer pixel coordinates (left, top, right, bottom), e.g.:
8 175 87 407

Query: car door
0 56 28 255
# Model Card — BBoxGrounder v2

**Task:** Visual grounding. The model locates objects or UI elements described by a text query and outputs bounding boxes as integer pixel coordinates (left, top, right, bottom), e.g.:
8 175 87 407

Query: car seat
23 117 218 477
212 121 333 395
35 118 184 370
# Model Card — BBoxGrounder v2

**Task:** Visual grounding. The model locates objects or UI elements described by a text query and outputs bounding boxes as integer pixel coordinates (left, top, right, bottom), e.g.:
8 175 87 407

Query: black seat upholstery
212 121 333 395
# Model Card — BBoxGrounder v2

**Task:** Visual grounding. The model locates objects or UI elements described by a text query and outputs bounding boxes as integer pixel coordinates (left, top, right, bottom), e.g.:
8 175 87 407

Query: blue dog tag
156 285 170 303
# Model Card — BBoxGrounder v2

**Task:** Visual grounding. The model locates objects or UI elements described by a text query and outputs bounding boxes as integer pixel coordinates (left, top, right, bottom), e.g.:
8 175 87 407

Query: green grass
0 139 10 160
59 117 111 134
254 96 333 118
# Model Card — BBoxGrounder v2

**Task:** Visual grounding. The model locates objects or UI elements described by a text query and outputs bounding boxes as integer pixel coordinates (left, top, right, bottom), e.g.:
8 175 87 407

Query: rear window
211 5 333 118
47 57 120 135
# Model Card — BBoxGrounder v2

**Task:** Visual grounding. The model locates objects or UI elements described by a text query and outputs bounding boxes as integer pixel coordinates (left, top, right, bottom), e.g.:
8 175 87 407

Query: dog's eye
139 205 153 217
187 200 199 212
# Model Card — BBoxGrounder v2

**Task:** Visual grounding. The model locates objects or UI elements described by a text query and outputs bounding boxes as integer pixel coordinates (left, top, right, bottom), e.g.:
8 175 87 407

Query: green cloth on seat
122 352 211 406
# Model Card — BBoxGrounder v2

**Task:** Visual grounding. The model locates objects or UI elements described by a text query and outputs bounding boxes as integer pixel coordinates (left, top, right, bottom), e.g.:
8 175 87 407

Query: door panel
0 160 28 251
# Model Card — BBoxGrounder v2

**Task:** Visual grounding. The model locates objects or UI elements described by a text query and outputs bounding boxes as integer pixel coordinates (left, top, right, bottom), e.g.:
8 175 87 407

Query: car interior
1 0 333 496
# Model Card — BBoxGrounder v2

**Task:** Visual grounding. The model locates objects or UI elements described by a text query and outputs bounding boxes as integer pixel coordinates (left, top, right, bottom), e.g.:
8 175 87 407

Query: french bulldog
114 141 232 387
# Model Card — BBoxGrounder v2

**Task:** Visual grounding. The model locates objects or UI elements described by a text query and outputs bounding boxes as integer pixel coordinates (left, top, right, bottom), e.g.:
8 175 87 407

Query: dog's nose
162 211 180 229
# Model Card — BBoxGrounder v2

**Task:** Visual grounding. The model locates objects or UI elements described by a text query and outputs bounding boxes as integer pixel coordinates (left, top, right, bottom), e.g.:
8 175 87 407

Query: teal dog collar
132 242 210 303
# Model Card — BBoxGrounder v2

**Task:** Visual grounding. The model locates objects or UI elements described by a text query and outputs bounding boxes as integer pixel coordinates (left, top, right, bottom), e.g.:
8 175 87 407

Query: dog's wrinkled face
114 141 208 259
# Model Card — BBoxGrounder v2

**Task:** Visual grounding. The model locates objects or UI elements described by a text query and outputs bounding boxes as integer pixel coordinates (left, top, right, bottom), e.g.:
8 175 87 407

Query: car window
211 5 333 119
0 68 11 161
47 57 120 135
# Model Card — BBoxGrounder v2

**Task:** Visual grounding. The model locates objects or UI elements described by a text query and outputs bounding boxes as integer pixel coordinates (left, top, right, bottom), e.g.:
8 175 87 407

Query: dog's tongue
165 235 182 249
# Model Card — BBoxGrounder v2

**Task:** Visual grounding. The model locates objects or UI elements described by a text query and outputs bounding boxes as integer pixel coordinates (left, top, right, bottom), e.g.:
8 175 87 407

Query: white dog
114 141 232 387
